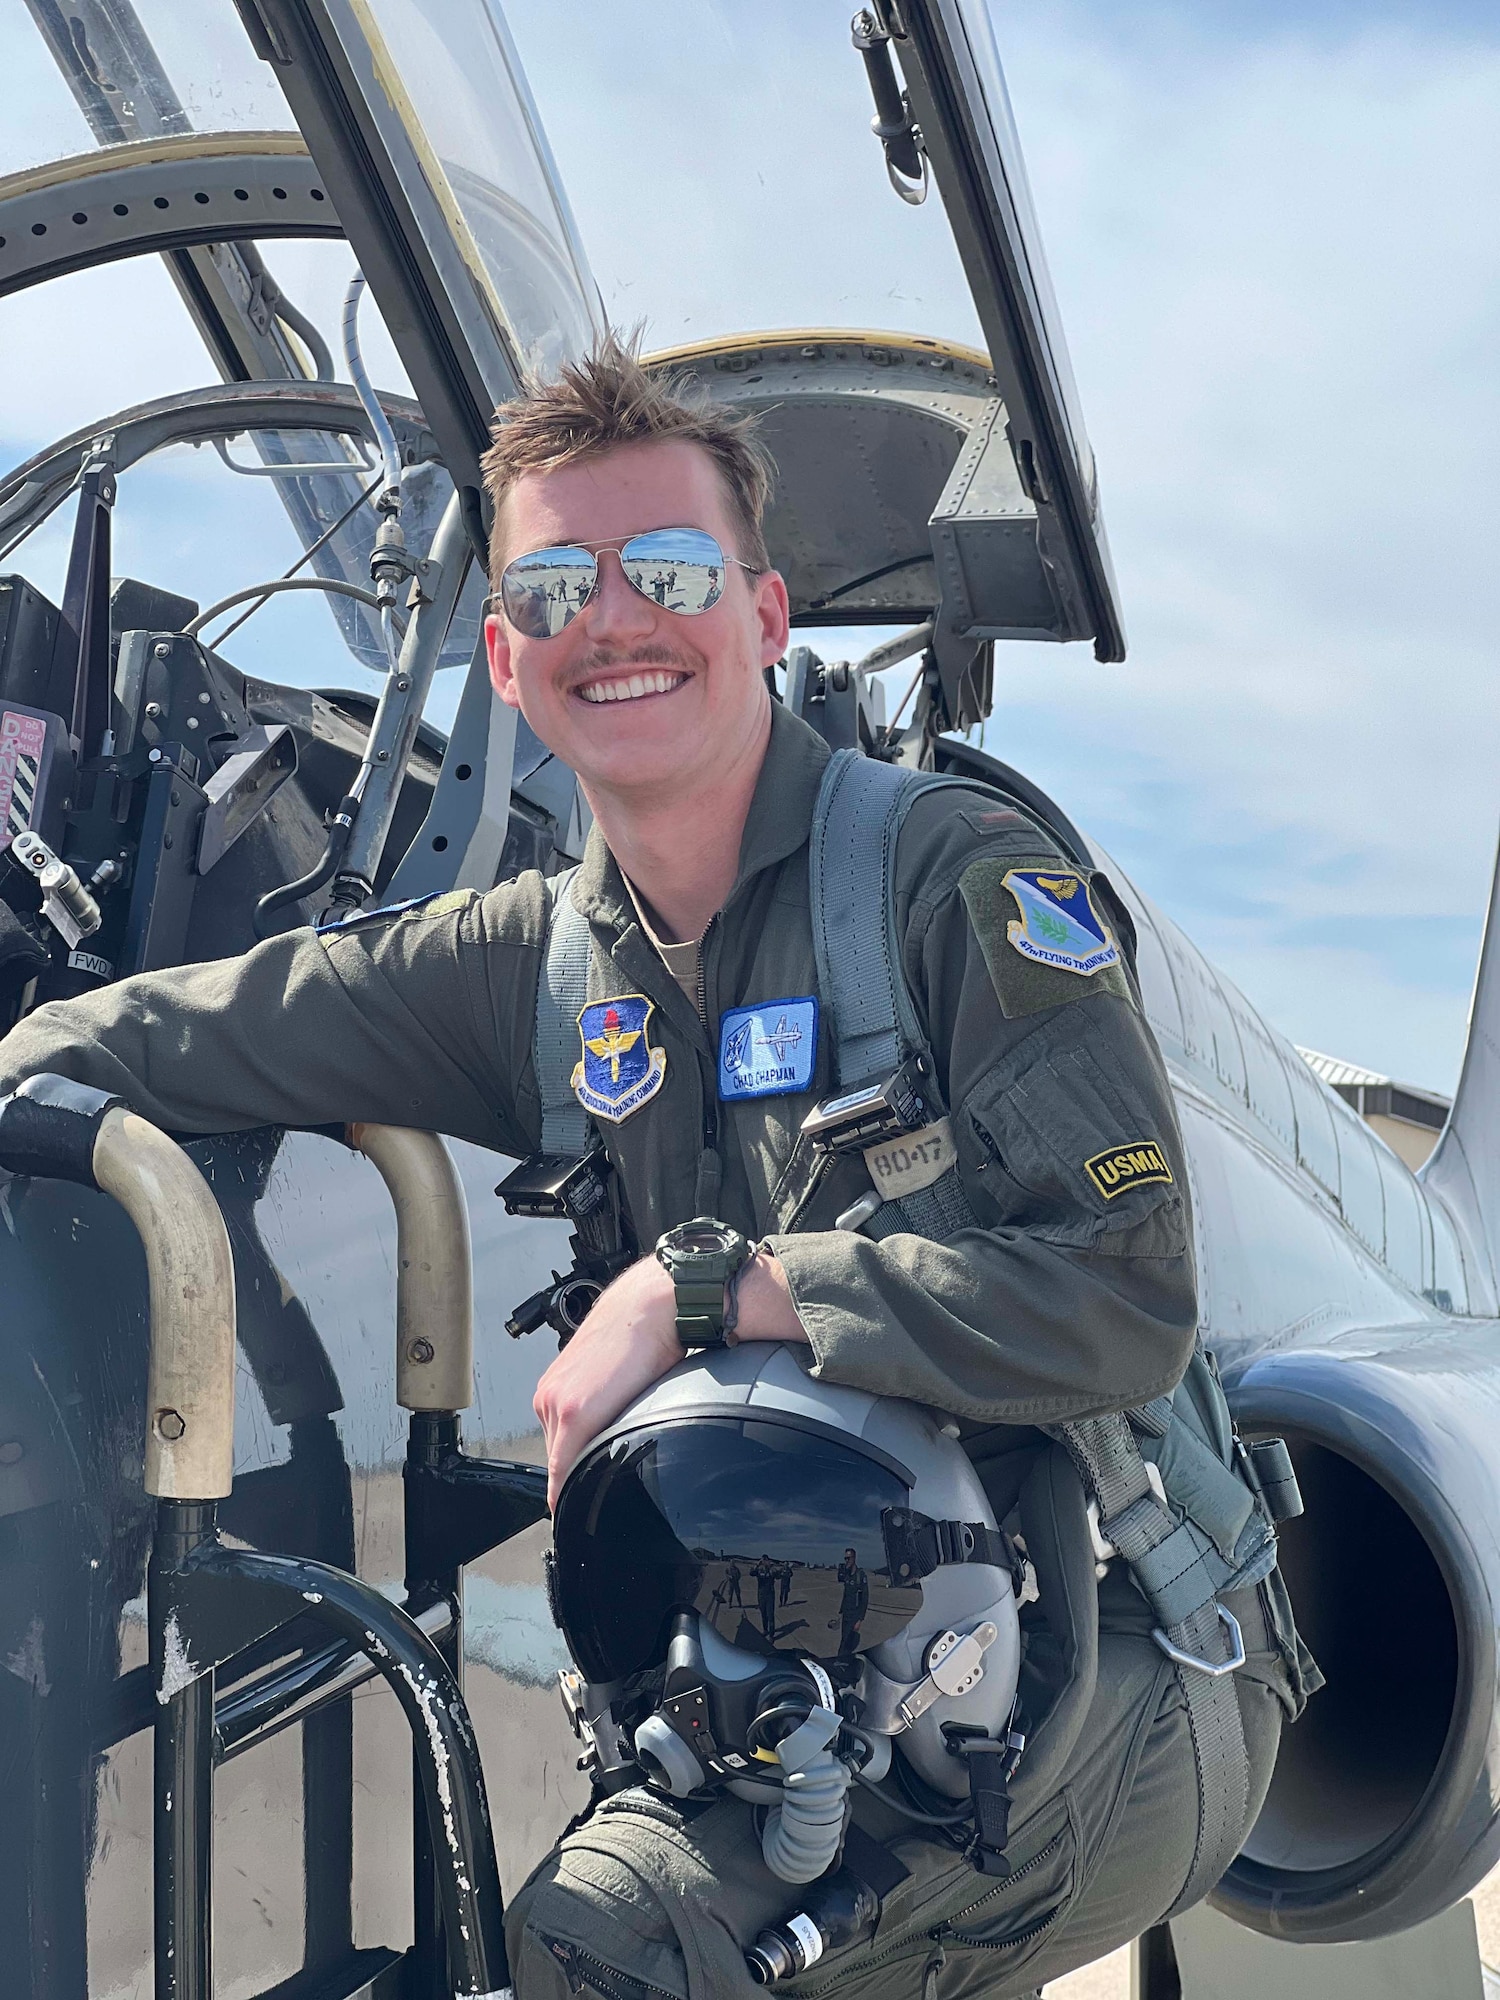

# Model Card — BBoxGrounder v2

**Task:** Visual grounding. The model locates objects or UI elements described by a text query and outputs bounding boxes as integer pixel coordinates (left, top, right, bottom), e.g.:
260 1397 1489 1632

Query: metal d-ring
1152 1605 1246 1678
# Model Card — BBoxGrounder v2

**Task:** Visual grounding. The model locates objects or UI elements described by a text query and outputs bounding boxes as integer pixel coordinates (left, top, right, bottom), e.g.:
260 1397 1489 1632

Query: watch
655 1217 753 1349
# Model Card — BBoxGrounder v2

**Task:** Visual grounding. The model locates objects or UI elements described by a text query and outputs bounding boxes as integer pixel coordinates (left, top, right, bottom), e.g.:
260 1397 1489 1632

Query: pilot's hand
534 1247 807 1509
534 1253 680 1510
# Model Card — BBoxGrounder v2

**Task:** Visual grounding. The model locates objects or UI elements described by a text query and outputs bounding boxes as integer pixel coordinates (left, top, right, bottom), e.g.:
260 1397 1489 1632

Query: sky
0 0 1495 1093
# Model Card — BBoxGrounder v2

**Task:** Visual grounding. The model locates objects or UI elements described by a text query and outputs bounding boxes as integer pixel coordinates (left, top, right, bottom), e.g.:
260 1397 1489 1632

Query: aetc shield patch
573 994 667 1122
718 997 818 1101
1003 869 1120 976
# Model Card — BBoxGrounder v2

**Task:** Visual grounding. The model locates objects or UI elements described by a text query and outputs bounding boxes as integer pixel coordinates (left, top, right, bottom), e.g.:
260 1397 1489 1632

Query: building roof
1297 1047 1452 1128
1298 1048 1385 1090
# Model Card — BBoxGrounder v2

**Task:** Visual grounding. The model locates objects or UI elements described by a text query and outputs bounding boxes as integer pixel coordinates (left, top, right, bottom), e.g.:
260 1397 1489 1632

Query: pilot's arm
767 808 1198 1425
0 884 546 1156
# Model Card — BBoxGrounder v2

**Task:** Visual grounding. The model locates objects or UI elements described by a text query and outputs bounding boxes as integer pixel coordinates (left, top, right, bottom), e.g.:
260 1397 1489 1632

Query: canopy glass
0 0 296 175
357 0 600 380
505 0 985 355
489 0 1118 653
0 0 1119 663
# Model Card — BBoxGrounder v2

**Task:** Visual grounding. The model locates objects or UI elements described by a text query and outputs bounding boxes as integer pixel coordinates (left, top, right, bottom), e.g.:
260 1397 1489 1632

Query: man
0 338 1297 1997
754 1554 779 1644
836 1547 869 1657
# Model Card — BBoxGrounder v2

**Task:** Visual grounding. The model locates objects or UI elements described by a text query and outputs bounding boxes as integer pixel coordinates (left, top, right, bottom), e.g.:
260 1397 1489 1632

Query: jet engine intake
1218 1331 1498 1943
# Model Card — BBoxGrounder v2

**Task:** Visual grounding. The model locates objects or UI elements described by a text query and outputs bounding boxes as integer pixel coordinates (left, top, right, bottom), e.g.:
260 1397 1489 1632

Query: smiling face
484 439 790 803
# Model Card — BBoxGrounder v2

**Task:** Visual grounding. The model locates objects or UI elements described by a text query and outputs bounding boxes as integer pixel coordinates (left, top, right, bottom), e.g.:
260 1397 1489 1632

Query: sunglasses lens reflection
500 546 597 638
620 528 726 616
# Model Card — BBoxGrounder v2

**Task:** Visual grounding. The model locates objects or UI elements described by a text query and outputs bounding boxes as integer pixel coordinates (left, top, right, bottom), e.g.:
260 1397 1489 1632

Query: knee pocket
776 1792 1079 2000
507 1805 686 2000
511 1790 793 2000
510 1846 689 2000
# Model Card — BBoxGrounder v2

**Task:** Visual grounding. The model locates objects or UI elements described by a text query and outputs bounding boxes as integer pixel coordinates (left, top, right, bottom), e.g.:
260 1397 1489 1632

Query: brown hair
479 331 774 587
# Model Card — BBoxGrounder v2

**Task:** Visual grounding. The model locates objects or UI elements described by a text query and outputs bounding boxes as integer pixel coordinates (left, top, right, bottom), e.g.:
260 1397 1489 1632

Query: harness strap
808 748 1256 1909
962 1743 1013 1875
808 751 975 1245
1044 1411 1250 1912
863 1171 981 1243
533 866 592 1156
809 749 966 1089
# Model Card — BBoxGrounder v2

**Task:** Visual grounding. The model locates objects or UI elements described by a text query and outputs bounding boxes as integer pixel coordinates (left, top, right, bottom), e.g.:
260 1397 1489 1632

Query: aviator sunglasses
490 526 758 641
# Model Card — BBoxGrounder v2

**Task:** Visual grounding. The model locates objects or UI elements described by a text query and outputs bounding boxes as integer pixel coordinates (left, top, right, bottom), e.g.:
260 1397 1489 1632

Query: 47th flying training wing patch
959 855 1132 1018
1001 869 1120 975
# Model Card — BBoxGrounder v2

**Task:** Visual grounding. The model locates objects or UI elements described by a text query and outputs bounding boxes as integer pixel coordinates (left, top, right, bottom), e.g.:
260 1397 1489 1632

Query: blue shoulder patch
718 997 818 1102
572 994 668 1123
1001 869 1120 976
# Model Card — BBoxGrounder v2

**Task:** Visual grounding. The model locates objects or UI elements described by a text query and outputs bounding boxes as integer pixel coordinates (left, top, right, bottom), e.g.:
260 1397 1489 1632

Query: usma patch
1085 1141 1174 1201
717 997 818 1101
1003 868 1120 977
572 993 667 1122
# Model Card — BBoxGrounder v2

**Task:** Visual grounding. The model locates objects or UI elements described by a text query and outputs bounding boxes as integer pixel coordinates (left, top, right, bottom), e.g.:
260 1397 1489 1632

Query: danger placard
0 707 46 850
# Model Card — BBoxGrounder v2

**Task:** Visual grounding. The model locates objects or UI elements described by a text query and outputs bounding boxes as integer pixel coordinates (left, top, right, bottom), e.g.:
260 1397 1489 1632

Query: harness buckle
1152 1605 1246 1678
800 1053 934 1153
1085 1461 1169 1577
495 1147 612 1223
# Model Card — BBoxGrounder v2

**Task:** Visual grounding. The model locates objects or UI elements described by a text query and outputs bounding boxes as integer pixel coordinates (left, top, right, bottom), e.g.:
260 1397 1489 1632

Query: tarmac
1041 1869 1500 1998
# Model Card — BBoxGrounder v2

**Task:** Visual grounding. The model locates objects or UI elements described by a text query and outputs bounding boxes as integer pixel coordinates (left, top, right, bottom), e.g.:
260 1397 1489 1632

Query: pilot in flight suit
0 698 1303 1999
0 334 1312 1998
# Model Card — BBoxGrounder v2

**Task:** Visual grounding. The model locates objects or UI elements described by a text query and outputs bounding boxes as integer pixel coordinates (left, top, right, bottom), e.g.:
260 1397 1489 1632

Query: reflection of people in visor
836 1546 869 1655
778 1561 792 1606
754 1553 778 1642
725 1558 742 1606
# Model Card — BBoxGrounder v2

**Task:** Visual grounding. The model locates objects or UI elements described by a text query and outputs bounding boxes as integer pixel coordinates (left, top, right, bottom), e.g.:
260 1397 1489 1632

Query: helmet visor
552 1417 924 1682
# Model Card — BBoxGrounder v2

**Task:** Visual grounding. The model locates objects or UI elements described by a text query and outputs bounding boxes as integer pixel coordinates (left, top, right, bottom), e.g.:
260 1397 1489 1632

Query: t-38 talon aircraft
0 4 1496 1999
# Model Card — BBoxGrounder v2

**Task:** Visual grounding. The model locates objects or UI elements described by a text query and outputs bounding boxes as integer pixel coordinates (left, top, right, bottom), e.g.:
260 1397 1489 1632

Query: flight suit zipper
539 1935 681 2000
797 1826 1069 1997
694 914 714 1030
777 1142 835 1235
694 912 721 1216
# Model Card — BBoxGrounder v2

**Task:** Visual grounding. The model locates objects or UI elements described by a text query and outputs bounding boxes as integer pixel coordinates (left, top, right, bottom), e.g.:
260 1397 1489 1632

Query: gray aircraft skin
0 3 1497 1997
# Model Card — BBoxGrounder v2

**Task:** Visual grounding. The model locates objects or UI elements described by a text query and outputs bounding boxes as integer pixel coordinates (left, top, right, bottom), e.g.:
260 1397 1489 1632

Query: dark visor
551 1418 925 1683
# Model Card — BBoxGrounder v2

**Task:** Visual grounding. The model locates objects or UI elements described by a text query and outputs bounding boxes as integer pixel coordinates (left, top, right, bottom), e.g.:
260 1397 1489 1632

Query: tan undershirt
622 875 702 1014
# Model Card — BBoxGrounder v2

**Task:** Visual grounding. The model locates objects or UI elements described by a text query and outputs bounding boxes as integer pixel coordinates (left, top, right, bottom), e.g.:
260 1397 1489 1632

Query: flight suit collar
571 699 830 936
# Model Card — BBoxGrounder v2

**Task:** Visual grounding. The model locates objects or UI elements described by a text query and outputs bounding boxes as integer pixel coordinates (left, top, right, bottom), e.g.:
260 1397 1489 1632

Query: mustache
566 644 695 687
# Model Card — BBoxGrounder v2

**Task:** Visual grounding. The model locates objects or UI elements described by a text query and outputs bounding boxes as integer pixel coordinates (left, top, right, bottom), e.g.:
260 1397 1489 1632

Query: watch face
671 1221 736 1256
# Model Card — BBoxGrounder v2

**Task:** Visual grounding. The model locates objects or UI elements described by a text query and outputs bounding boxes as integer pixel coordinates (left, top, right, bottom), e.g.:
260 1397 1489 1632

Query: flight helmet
550 1343 1022 1800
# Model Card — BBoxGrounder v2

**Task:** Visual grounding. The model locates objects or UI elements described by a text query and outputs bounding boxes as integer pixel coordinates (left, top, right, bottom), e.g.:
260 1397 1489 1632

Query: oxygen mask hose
759 1705 851 1884
252 792 361 939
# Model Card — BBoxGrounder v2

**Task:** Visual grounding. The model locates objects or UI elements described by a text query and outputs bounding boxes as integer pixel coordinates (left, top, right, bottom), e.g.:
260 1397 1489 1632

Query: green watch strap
674 1275 732 1347
657 1218 751 1349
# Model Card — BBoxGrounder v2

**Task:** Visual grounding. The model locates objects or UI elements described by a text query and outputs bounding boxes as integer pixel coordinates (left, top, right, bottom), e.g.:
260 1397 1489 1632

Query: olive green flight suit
0 699 1298 1999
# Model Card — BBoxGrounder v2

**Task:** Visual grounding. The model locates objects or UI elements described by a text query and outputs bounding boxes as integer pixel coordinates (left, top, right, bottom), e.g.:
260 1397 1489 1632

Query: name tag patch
718 997 818 1101
864 1118 955 1200
573 994 668 1123
1085 1141 1173 1200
